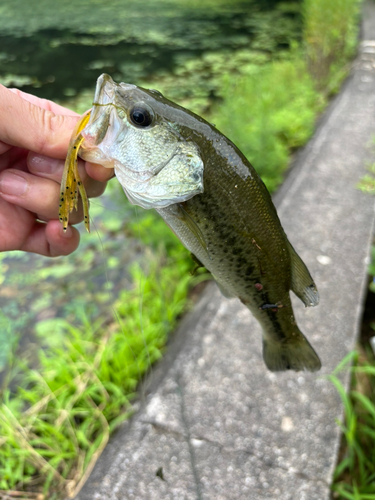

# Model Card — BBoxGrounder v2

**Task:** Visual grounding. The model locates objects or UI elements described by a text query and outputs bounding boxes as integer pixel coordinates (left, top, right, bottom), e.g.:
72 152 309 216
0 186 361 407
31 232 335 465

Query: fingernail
0 171 28 196
28 153 61 174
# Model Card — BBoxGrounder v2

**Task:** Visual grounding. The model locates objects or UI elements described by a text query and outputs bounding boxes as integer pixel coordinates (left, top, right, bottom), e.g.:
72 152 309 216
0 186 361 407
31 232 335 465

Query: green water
0 0 301 109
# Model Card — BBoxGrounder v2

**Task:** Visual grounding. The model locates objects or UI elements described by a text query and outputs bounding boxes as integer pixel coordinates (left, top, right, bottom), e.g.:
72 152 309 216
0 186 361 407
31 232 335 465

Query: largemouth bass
60 74 321 372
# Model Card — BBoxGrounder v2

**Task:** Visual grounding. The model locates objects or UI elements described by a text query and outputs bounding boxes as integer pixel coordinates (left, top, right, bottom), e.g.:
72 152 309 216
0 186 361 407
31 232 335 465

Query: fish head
80 73 204 209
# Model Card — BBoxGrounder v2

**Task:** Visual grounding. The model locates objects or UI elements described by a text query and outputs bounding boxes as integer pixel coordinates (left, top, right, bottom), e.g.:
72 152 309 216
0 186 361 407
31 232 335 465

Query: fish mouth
80 74 166 175
83 74 137 147
93 73 116 107
81 74 181 184
90 74 117 133
93 73 137 110
81 75 114 147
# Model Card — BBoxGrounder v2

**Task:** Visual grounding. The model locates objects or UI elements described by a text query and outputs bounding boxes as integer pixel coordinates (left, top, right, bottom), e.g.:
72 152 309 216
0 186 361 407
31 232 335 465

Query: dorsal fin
287 240 319 307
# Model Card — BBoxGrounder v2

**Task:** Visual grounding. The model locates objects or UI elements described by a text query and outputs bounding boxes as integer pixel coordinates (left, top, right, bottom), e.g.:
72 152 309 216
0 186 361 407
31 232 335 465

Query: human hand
0 85 114 256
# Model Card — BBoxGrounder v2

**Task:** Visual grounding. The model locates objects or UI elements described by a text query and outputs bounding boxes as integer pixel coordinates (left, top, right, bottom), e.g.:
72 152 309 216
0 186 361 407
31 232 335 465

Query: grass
302 0 360 90
209 53 326 192
358 162 375 197
337 124 375 497
331 192 375 499
209 0 361 192
0 197 208 498
330 348 375 499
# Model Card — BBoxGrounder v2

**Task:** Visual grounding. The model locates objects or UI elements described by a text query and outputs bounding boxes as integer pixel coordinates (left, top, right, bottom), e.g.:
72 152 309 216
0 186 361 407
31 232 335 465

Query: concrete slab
75 4 375 499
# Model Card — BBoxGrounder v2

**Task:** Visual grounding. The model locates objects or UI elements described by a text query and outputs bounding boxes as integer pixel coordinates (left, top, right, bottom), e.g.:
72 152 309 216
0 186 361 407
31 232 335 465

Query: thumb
0 84 80 160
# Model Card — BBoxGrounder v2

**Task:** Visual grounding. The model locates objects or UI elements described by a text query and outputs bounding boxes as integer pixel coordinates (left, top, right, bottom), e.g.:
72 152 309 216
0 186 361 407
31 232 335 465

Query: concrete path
76 5 375 499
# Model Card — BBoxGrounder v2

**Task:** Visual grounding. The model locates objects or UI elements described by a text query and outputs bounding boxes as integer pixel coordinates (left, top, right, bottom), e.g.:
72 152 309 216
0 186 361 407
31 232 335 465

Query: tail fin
262 333 321 372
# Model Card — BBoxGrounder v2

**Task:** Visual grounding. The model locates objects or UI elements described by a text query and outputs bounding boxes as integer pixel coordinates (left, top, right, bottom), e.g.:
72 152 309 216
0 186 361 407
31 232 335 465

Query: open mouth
82 74 138 148
93 73 116 107
81 74 116 146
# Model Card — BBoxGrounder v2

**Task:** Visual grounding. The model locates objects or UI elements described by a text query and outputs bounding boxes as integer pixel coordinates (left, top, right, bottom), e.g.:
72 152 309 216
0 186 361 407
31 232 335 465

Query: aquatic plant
303 0 360 89
210 55 325 192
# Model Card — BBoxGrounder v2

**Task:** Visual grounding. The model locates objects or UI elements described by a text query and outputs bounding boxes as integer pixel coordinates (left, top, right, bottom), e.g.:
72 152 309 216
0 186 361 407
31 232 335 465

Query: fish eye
129 105 153 127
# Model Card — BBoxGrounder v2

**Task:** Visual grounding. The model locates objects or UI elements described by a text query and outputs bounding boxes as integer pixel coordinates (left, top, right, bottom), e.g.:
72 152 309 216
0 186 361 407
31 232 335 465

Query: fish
60 73 321 372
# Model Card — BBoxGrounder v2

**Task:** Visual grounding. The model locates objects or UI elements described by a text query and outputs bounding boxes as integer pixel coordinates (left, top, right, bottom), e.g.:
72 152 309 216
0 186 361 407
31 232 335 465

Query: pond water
0 0 301 109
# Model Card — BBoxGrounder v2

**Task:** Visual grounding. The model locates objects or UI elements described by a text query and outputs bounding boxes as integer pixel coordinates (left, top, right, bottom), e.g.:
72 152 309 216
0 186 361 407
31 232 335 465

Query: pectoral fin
177 204 211 261
287 240 319 307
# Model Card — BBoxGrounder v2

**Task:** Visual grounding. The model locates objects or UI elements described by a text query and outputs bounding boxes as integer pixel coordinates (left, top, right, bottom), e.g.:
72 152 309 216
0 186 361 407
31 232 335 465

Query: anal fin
287 240 319 307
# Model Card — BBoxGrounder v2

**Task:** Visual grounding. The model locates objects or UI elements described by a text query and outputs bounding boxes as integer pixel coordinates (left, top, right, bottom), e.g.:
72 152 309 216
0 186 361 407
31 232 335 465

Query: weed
358 163 375 196
210 55 325 192
330 350 375 499
0 211 208 497
302 0 360 90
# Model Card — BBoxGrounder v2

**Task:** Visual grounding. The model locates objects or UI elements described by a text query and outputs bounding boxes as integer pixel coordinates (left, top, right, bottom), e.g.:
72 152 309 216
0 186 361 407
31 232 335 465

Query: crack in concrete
140 417 330 489
140 419 188 439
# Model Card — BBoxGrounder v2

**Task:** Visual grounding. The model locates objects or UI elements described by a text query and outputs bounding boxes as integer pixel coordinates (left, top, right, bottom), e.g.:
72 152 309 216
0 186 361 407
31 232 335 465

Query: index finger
0 84 81 159
8 88 79 117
